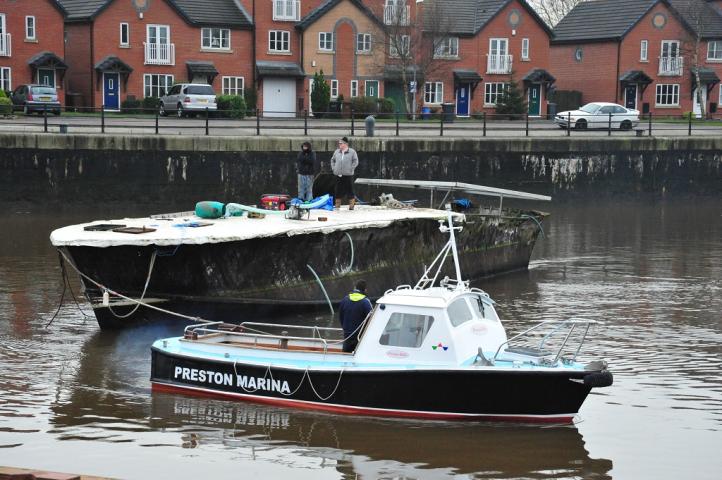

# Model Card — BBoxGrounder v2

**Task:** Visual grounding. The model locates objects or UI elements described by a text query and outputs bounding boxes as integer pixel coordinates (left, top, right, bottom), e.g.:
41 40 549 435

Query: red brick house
59 0 253 110
402 0 554 117
550 0 722 117
0 0 67 96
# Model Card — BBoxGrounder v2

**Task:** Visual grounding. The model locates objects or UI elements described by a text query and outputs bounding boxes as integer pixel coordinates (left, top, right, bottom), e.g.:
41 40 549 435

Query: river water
0 200 720 479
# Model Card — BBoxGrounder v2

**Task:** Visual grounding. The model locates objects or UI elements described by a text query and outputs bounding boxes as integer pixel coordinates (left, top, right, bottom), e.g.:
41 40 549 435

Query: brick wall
550 42 619 106
0 0 65 95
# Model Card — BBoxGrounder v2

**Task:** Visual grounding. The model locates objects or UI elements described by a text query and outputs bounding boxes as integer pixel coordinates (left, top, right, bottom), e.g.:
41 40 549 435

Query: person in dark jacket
338 280 373 353
296 141 319 201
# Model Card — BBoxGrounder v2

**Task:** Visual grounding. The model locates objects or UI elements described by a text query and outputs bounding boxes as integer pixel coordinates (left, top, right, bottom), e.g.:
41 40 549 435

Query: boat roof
355 179 552 202
378 286 481 309
50 205 463 248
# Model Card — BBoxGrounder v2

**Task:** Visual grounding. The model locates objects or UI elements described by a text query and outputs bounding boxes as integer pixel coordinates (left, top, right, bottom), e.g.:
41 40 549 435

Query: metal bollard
395 110 400 136
304 109 308 136
365 115 375 137
256 109 260 135
205 107 209 136
483 112 486 137
43 105 48 133
351 108 355 136
608 112 612 136
101 105 105 133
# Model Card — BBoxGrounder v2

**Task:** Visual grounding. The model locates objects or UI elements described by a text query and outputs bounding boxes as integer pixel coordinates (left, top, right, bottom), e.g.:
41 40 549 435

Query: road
1 113 720 138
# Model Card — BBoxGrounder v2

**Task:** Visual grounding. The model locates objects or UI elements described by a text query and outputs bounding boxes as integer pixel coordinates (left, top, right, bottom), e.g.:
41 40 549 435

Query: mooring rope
306 264 334 315
521 214 546 239
105 250 158 319
234 360 345 402
344 232 354 272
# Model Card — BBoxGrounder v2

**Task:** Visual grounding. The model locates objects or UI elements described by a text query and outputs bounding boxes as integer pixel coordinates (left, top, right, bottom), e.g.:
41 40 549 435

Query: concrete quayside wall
1 133 721 204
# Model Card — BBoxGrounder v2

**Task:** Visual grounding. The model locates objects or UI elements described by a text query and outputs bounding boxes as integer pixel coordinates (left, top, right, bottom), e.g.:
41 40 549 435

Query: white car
555 102 640 130
159 83 217 117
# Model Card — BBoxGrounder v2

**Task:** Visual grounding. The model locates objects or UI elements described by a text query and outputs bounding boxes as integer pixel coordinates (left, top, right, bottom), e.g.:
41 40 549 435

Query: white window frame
269 30 290 53
356 33 371 53
390 34 410 57
521 38 529 60
0 67 11 92
273 0 301 21
202 28 230 50
484 82 508 105
25 16 36 41
222 76 244 96
319 32 333 52
489 37 509 56
331 79 339 98
655 83 679 106
143 73 174 98
708 40 722 61
640 40 648 61
120 23 130 47
434 36 459 58
350 80 358 97
424 81 443 104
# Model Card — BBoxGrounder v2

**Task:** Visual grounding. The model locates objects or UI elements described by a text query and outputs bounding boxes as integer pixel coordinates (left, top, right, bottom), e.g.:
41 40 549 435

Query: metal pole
567 112 571 136
608 112 612 136
396 110 400 136
256 109 260 135
101 105 105 133
43 105 48 133
304 109 308 136
525 112 529 137
351 108 355 136
412 69 417 121
205 107 209 136
440 110 444 137
483 112 486 137
688 111 692 136
155 106 159 134
648 111 652 136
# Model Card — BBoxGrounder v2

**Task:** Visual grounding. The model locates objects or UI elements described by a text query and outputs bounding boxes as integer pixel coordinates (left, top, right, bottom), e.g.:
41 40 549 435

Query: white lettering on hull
174 365 290 394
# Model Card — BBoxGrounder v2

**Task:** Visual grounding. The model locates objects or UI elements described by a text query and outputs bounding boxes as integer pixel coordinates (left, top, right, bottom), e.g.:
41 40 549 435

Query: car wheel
177 104 184 118
159 103 167 116
620 120 632 130
574 119 587 130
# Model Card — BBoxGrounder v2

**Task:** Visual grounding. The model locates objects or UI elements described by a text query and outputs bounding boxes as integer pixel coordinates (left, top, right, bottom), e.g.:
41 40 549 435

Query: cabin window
379 313 435 348
448 298 474 327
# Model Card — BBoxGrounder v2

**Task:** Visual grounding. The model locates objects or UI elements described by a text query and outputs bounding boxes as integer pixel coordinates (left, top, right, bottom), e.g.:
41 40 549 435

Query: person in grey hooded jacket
330 137 359 209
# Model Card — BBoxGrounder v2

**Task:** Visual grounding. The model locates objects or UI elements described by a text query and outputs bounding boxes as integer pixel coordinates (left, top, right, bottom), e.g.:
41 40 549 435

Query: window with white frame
640 40 648 61
222 76 244 95
120 23 129 46
319 32 333 51
521 38 530 60
350 80 358 97
434 36 458 58
484 82 508 105
0 67 10 92
331 79 338 98
655 83 679 106
708 41 722 60
144 74 174 97
202 28 230 50
25 16 36 40
269 30 290 52
424 81 443 103
356 33 371 53
390 35 410 57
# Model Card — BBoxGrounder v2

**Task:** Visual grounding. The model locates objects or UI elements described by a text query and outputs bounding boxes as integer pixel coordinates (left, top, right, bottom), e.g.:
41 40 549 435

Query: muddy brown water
0 200 720 479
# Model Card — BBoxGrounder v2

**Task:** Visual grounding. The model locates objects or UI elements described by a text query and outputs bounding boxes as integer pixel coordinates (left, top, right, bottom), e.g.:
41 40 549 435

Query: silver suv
159 83 217 117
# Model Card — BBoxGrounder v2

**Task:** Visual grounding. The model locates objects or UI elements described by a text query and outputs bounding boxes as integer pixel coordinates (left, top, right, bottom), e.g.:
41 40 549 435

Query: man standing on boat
330 137 359 210
296 141 318 202
338 280 372 352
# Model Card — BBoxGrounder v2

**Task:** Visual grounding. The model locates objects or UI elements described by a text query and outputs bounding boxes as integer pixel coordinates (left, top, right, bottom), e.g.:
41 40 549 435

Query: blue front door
104 73 120 110
456 83 470 116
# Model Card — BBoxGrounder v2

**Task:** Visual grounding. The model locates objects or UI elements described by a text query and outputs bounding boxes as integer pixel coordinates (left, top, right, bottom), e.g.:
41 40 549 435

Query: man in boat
338 280 373 352
330 137 359 210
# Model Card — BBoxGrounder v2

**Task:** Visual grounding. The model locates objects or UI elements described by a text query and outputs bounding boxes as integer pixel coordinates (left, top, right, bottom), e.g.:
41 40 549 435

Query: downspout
252 0 257 104
615 39 621 102
90 22 95 109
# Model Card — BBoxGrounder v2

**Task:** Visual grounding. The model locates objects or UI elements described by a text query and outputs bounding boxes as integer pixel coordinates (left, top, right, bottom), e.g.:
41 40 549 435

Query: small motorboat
151 213 612 422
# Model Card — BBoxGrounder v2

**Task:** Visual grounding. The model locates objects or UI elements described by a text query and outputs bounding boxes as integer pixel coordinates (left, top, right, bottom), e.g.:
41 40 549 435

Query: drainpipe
615 40 621 102
90 22 95 109
251 0 256 95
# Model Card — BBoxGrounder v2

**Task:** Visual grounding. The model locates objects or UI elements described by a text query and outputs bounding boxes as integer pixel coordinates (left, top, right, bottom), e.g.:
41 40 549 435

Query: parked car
11 84 61 115
159 84 217 117
555 102 639 130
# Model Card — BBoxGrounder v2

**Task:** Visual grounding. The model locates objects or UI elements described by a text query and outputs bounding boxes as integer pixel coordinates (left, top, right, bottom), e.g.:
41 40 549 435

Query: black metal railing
1 105 721 138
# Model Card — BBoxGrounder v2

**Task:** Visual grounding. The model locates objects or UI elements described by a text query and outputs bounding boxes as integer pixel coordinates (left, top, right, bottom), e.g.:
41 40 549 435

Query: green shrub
142 96 159 113
244 86 257 115
0 97 12 115
350 96 377 118
121 98 141 114
0 89 7 98
217 95 246 118
311 70 330 117
377 97 396 118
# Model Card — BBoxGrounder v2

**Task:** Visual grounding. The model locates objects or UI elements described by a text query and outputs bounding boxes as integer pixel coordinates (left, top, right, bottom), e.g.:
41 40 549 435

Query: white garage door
263 78 296 118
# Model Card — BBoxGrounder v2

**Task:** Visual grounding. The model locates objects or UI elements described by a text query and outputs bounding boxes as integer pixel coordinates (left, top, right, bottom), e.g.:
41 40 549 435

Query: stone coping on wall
2 133 722 154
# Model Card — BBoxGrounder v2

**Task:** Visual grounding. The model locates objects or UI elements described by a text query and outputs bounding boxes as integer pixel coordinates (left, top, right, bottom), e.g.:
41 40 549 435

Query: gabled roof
669 0 722 38
425 0 552 37
552 0 662 44
57 0 252 28
296 0 383 30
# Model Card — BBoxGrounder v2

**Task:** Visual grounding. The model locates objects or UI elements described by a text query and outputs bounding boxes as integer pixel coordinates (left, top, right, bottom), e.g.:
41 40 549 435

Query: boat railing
183 321 345 354
492 319 599 365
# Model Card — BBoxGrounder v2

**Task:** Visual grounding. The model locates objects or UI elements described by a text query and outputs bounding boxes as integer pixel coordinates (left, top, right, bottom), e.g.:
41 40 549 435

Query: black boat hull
64 213 544 329
150 348 600 423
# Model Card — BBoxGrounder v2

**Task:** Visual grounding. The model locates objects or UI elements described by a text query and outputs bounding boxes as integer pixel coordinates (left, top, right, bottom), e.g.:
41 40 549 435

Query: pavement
1 113 721 138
